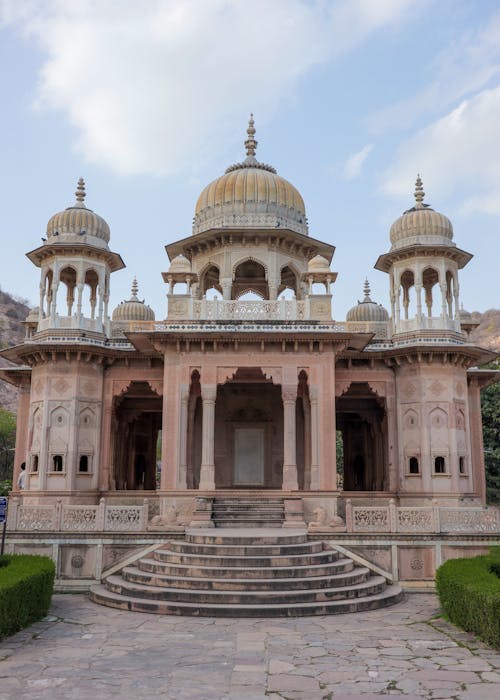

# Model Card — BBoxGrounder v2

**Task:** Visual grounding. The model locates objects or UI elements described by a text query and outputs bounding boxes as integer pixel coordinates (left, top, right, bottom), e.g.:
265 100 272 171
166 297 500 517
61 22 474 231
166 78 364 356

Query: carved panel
105 505 143 531
17 506 56 530
440 509 500 533
52 378 70 396
428 379 445 397
61 506 98 531
397 508 434 532
352 507 390 532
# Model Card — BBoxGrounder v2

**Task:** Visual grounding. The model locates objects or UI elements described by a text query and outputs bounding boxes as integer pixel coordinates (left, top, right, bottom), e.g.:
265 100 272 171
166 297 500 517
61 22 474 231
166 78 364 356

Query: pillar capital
282 385 297 403
201 384 217 402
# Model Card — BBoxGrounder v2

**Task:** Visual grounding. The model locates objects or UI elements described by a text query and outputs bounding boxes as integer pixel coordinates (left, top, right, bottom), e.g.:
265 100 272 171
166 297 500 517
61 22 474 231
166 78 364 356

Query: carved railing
8 498 149 532
192 298 308 321
345 499 500 534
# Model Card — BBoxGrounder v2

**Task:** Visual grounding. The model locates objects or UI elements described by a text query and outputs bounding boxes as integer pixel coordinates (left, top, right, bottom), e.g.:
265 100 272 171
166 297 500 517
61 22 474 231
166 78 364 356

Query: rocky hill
0 285 498 414
0 288 30 412
468 309 500 353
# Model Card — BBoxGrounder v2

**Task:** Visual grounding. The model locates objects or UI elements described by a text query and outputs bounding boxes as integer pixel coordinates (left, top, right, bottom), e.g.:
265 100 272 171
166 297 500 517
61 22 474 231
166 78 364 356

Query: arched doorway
336 382 388 491
214 368 282 488
112 381 162 490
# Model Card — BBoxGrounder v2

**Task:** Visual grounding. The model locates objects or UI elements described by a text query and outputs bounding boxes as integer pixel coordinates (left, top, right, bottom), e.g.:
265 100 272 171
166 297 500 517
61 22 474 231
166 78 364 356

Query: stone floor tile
0 593 499 699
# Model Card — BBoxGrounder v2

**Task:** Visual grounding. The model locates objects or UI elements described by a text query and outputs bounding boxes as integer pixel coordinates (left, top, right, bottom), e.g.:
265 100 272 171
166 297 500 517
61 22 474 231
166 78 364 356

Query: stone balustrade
6 496 500 534
345 500 500 534
8 497 149 532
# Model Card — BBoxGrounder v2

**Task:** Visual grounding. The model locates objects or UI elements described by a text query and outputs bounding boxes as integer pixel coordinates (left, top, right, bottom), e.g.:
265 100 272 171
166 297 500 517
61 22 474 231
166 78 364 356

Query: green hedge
0 555 55 638
436 551 500 648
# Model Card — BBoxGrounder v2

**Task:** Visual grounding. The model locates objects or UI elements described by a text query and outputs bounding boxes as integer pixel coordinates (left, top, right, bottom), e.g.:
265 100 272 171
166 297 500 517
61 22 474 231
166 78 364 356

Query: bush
0 555 55 638
436 551 500 648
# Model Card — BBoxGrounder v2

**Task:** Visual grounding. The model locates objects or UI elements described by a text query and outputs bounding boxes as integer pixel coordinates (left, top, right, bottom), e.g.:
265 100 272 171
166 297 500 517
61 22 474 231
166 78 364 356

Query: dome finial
414 174 425 206
75 177 86 206
363 278 372 302
244 113 257 157
131 277 139 300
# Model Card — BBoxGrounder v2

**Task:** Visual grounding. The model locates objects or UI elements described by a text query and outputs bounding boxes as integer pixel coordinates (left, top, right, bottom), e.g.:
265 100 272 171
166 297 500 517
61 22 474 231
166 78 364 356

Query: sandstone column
309 385 320 489
282 385 298 490
178 384 189 488
199 384 217 489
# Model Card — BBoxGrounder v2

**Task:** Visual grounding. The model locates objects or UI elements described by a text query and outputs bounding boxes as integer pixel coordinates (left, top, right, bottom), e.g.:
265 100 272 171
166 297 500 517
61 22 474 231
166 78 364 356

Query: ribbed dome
112 279 155 322
390 176 453 250
46 178 110 246
346 280 389 323
193 116 308 236
169 254 192 273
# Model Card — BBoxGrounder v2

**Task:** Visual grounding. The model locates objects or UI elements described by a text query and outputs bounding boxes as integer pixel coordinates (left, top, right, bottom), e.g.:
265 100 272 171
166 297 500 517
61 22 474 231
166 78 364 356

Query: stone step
185 531 307 545
104 573 388 604
215 520 283 528
165 540 325 557
213 499 284 504
138 556 353 579
122 564 370 591
89 583 404 617
154 548 336 568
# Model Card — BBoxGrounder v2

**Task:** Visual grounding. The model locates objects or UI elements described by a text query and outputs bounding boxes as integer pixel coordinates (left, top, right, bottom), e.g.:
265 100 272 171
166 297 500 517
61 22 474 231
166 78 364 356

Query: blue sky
0 0 499 319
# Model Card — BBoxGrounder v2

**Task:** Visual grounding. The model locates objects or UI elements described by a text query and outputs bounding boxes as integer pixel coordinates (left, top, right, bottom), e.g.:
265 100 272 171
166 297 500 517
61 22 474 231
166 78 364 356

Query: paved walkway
0 593 499 699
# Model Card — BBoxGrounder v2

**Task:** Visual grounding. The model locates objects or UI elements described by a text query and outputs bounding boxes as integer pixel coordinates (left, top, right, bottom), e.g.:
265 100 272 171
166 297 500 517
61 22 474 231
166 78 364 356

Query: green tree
0 408 16 483
482 362 500 504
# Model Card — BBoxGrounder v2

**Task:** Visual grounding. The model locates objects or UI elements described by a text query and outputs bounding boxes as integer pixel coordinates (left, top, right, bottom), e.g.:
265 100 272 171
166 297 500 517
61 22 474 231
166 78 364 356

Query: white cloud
1 0 421 176
368 11 500 134
380 86 500 215
343 144 373 180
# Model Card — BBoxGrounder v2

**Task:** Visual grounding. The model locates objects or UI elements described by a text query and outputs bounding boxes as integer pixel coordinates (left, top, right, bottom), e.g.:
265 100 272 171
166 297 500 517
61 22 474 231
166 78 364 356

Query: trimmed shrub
0 555 55 638
436 551 500 648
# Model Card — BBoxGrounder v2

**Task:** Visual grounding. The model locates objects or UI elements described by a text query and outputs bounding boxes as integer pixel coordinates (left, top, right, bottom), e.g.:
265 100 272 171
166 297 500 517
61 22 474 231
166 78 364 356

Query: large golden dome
193 116 308 236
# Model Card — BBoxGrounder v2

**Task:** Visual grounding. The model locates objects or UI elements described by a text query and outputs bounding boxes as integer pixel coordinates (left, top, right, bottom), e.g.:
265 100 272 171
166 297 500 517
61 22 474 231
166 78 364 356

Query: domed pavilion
0 116 498 598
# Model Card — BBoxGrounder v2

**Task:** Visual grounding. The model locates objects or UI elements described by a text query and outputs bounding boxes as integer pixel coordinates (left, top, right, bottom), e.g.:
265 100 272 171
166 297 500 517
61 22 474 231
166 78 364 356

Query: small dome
193 115 308 236
46 178 110 245
25 307 40 322
459 305 472 320
390 176 453 250
169 254 192 273
308 255 330 272
346 280 389 323
112 279 155 322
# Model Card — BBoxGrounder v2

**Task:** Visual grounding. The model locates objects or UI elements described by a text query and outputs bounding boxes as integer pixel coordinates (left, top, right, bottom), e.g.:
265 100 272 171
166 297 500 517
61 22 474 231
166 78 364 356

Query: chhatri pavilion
1 117 498 608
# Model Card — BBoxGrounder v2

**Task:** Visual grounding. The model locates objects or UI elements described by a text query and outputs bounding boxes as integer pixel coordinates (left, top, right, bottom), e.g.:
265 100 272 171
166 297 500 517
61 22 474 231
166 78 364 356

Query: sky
0 0 499 320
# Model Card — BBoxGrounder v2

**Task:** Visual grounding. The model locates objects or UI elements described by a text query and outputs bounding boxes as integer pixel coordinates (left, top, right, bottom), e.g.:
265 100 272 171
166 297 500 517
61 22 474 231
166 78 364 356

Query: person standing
17 462 26 490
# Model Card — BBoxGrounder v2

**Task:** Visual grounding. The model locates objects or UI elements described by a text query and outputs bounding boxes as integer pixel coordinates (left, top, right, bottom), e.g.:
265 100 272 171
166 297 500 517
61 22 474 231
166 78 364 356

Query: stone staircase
90 530 403 617
212 497 284 527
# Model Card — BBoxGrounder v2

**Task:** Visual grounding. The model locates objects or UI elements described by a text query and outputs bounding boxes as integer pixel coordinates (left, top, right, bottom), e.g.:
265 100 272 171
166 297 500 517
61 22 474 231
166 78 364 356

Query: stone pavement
0 593 499 699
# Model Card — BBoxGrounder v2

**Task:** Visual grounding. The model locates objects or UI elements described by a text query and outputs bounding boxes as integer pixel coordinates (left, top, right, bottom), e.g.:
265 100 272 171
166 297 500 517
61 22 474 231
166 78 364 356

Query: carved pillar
282 385 298 490
468 378 486 503
76 283 84 323
178 384 189 488
440 283 447 318
199 384 217 490
161 358 180 489
415 283 422 322
309 386 320 489
221 278 232 300
12 383 31 491
50 281 59 325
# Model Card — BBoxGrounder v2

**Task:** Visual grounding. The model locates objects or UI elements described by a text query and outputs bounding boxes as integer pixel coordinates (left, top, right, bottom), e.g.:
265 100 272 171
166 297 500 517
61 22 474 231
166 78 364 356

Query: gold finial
414 174 425 205
131 277 139 300
75 177 86 205
363 278 372 302
244 113 257 157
